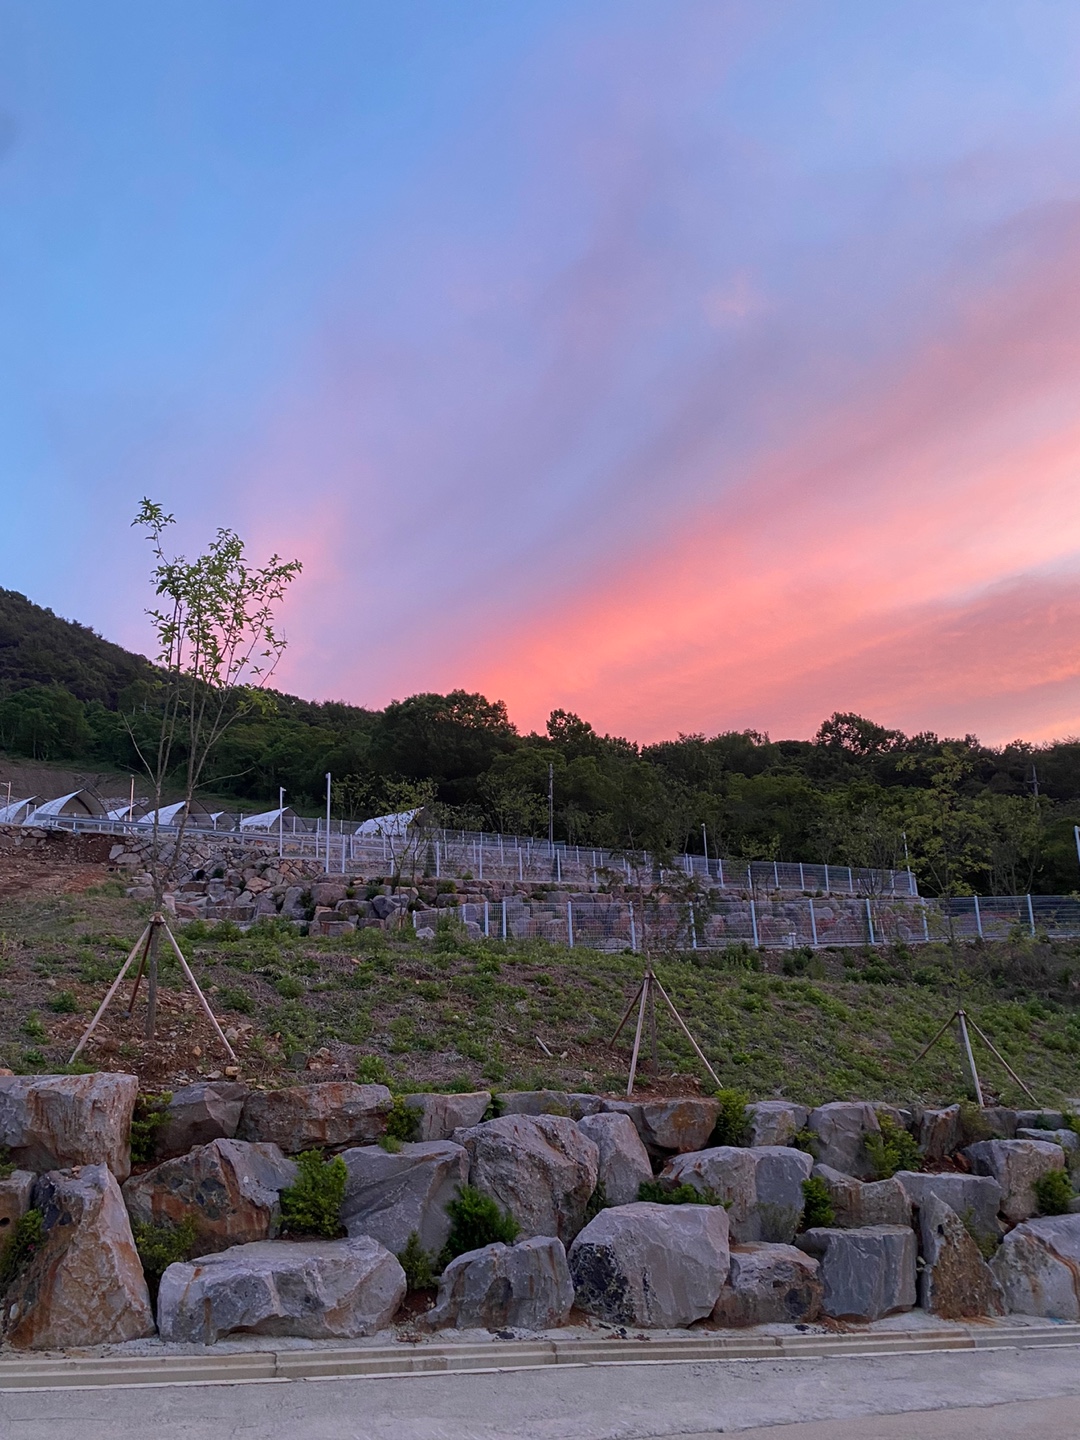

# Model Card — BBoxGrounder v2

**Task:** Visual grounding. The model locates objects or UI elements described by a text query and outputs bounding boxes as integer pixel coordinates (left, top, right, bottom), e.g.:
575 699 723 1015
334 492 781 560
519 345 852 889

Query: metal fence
16 812 918 898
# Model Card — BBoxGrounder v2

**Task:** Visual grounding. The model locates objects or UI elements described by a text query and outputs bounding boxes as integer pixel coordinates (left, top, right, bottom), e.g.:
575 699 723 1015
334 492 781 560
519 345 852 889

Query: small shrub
959 1208 1000 1260
379 1134 403 1153
356 1055 391 1085
275 975 304 1000
440 1184 518 1265
792 1127 819 1157
1034 1169 1075 1216
279 1151 347 1237
21 1014 46 1043
217 986 254 1014
711 1087 749 1147
637 1180 715 1206
957 1100 993 1145
397 1231 435 1291
132 1216 198 1304
384 1095 419 1144
800 1176 835 1229
47 990 79 1014
0 1208 44 1290
0 1148 14 1180
129 1091 172 1166
865 1113 921 1180
583 1180 608 1224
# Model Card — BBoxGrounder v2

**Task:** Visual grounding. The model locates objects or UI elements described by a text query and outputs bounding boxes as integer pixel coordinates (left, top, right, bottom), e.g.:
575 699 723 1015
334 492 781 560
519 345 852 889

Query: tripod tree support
912 1007 1037 1107
611 968 722 1097
69 914 239 1068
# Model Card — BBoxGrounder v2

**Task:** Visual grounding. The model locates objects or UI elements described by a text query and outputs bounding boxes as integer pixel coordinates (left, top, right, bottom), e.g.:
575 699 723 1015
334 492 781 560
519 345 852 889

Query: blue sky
4 2 1080 742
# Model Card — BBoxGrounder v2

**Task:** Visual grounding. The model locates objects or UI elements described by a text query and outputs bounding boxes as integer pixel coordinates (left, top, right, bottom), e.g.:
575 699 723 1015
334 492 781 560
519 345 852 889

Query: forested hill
2 585 1080 896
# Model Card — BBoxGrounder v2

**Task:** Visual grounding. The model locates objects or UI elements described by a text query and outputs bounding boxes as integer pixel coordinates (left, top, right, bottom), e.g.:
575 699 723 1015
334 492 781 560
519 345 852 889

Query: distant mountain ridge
0 587 154 708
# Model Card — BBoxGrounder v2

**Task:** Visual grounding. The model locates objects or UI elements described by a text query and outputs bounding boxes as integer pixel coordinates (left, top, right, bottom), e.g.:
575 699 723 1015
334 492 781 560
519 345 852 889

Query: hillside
2 868 1079 1106
4 584 1080 895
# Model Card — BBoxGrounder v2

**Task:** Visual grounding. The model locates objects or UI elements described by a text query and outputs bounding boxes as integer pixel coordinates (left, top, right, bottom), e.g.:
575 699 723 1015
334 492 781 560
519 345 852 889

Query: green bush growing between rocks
397 1231 436 1292
279 1151 347 1237
1033 1168 1076 1216
0 1208 43 1291
440 1184 518 1266
800 1176 835 1229
383 1095 420 1145
583 1180 609 1223
0 1147 14 1180
637 1180 718 1206
129 1091 173 1166
356 1055 391 1085
865 1113 921 1180
711 1087 750 1147
133 1215 198 1305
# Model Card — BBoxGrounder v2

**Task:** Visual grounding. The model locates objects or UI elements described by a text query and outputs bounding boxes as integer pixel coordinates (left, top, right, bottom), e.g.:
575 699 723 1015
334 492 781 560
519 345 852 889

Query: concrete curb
0 1321 1078 1391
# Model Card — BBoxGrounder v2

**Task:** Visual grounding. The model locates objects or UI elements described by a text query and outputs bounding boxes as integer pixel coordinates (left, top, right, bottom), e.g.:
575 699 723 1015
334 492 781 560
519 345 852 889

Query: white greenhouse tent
239 806 309 833
25 790 107 823
355 808 426 838
0 797 35 823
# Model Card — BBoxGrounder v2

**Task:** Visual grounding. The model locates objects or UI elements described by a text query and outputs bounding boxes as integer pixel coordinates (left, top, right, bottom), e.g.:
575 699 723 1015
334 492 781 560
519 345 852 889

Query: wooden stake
161 923 239 1065
69 924 152 1064
626 971 651 1097
651 972 723 1090
125 924 155 1016
912 1011 959 1067
956 1010 984 1108
144 916 162 1041
967 1018 1039 1105
611 979 646 1043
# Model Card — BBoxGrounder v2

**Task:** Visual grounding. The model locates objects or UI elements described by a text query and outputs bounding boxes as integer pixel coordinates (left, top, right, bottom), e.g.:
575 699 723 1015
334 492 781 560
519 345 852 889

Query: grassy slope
3 886 1080 1107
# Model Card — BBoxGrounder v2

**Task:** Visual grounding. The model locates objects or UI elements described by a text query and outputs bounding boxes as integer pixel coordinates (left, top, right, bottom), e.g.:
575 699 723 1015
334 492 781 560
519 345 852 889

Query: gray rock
0 1072 138 1181
3 1164 154 1349
340 1141 468 1256
745 1101 809 1148
978 1107 1018 1139
566 1094 604 1119
427 1237 574 1331
805 1102 882 1179
963 1139 1066 1223
712 1242 822 1326
991 1213 1080 1319
577 1112 653 1208
462 1114 599 1243
916 1105 960 1162
157 1236 406 1342
155 1081 248 1159
916 1191 1004 1318
402 1092 490 1141
895 1171 1001 1243
1017 1127 1078 1154
1016 1111 1065 1132
499 1091 574 1117
569 1201 730 1327
238 1082 393 1152
638 1098 721 1155
0 1168 34 1238
796 1225 917 1321
663 1145 813 1243
122 1138 297 1254
812 1164 911 1229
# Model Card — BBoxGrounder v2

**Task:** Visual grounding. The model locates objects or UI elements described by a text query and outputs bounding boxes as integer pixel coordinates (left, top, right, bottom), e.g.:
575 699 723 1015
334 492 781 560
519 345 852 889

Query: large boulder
427 1237 574 1331
157 1236 405 1342
569 1201 730 1328
916 1191 1004 1319
805 1102 882 1179
745 1101 809 1148
0 1073 138 1181
3 1164 154 1349
340 1141 468 1255
155 1080 248 1159
238 1082 393 1152
0 1169 34 1237
812 1164 911 1229
577 1112 653 1207
1017 1127 1079 1161
462 1114 599 1243
895 1171 1001 1244
122 1138 297 1253
990 1214 1080 1319
600 1098 720 1156
963 1139 1066 1223
403 1091 490 1141
712 1243 823 1326
796 1225 917 1321
663 1146 813 1243
916 1105 960 1162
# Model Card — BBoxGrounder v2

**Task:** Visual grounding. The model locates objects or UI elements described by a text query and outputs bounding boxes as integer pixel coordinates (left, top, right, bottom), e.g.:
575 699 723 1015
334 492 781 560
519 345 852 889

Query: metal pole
501 897 507 940
750 897 759 947
865 897 875 946
1027 893 1036 937
567 900 574 948
629 902 637 953
484 901 489 938
690 903 697 949
278 787 285 859
956 1010 984 1107
702 824 708 878
325 772 331 871
809 897 818 947
1074 825 1080 872
973 893 983 940
548 763 554 846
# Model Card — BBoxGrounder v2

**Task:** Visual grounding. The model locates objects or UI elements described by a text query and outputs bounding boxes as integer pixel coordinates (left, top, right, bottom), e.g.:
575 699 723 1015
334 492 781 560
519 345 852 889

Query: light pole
548 763 554 848
278 786 285 859
701 822 708 876
325 772 332 872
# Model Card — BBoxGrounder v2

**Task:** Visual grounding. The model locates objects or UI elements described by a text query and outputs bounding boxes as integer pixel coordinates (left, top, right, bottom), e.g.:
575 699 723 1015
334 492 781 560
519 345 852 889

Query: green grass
2 887 1080 1105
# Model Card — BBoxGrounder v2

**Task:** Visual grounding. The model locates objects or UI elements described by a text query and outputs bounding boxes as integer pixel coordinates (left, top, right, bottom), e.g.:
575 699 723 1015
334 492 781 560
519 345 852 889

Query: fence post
809 897 818 947
847 867 854 892
750 898 759 947
799 862 805 890
773 861 779 889
922 908 930 942
690 904 698 949
865 897 875 946
824 863 830 893
567 900 574 948
973 894 983 940
629 903 637 953
1027 894 1036 937
518 847 524 882
479 844 483 880
502 898 507 940
556 851 561 884
484 900 490 938
435 842 440 879
412 908 418 931
717 857 724 887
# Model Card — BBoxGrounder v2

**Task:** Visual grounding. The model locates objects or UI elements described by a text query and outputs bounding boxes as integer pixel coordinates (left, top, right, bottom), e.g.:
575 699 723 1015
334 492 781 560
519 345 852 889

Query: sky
2 1 1080 746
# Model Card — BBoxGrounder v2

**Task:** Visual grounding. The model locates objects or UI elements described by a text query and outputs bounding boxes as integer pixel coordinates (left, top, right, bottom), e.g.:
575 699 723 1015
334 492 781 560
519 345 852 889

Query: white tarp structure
107 804 146 821
355 808 424 838
0 797 34 823
26 790 106 822
239 806 309 832
138 799 219 829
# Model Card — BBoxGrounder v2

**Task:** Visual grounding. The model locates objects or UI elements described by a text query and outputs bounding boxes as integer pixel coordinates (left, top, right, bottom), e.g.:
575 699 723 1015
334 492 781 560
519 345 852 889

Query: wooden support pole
161 924 239 1065
125 925 155 1016
912 1011 959 1067
956 1009 984 1108
651 973 722 1090
626 972 651 1097
144 915 162 1041
967 1018 1039 1105
69 924 152 1064
611 980 646 1043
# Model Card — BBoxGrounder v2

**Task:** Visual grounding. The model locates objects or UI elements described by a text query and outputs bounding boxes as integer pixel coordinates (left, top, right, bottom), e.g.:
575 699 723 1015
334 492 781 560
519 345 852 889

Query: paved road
3 1345 1080 1439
